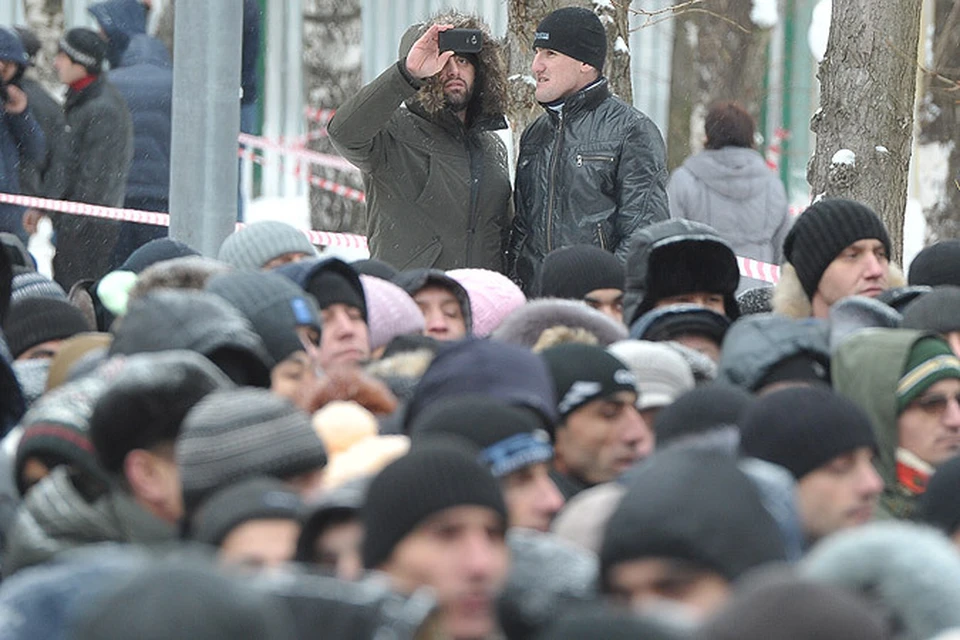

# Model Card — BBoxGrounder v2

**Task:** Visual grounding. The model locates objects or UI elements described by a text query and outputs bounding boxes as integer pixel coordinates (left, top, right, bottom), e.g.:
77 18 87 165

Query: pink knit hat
447 268 527 337
359 275 425 350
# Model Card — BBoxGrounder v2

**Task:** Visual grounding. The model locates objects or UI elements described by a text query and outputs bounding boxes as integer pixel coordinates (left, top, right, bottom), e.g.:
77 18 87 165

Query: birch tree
20 0 63 90
807 0 922 262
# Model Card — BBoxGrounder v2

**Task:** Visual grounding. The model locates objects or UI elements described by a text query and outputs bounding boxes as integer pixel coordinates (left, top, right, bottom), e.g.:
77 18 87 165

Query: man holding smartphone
328 13 512 273
507 7 669 293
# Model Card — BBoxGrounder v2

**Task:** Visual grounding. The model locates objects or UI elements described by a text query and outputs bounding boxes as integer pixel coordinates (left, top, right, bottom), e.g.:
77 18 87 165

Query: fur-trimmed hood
772 262 906 319
398 12 508 126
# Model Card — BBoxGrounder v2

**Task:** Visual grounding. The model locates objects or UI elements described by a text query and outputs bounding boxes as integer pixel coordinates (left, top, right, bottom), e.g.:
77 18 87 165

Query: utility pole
168 1 242 256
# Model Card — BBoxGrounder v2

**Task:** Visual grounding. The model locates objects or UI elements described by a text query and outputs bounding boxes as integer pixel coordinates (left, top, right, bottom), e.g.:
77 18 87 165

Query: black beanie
653 383 754 448
3 297 93 359
902 286 960 334
190 476 304 547
754 352 831 391
361 439 507 569
307 269 366 315
739 386 878 480
540 343 637 418
920 454 960 536
783 199 891 300
59 27 107 73
537 245 624 300
533 7 606 72
909 240 960 287
409 395 553 477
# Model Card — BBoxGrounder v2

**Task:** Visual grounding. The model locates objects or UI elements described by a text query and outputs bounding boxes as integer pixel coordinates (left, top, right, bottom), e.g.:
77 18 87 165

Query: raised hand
405 23 455 80
2 84 28 115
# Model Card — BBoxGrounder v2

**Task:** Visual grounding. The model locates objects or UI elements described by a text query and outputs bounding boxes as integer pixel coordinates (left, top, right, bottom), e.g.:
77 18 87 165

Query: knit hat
393 268 473 334
410 395 553 477
177 388 328 512
536 245 624 301
492 298 628 348
897 336 960 412
909 240 960 287
190 476 304 547
351 258 399 281
359 275 424 351
58 27 107 72
276 258 368 321
754 353 830 391
739 386 878 480
600 449 786 585
13 26 41 62
533 7 607 72
783 199 891 300
120 238 199 274
10 271 67 303
902 287 960 334
607 340 695 411
206 270 321 366
629 304 731 345
540 343 636 418
0 27 29 65
653 383 754 448
405 338 559 430
217 221 317 270
361 439 507 568
3 297 93 359
736 286 774 316
447 268 526 337
920 454 960 536
295 476 369 562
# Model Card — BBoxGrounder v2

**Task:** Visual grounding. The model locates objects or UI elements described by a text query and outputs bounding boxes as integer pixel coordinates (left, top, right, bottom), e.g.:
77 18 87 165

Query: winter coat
328 15 512 273
62 75 133 208
832 328 931 520
772 261 907 319
106 36 173 204
667 146 791 266
88 0 148 69
622 219 740 325
3 467 175 577
241 0 261 105
17 77 70 200
508 79 669 291
0 103 45 228
717 313 830 392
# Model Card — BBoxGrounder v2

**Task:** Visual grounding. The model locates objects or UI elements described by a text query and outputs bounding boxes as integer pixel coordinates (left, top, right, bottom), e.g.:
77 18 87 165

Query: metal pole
168 0 242 257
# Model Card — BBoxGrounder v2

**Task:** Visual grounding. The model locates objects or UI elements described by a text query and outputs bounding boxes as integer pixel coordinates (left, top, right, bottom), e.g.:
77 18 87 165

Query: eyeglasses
908 392 960 415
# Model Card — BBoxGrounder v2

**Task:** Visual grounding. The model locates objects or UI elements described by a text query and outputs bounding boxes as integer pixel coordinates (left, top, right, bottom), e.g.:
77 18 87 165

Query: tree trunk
807 0 922 263
918 0 960 241
505 0 632 159
665 0 774 170
21 0 63 91
303 0 365 235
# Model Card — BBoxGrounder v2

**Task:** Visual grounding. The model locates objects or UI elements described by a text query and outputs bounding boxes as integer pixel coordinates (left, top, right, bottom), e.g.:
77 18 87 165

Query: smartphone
438 29 483 54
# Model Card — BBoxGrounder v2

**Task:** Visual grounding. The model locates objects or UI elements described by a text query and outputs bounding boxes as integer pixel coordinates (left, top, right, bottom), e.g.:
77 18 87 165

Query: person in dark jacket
0 27 45 245
328 12 512 273
508 7 668 292
52 27 134 290
11 27 70 234
88 0 173 267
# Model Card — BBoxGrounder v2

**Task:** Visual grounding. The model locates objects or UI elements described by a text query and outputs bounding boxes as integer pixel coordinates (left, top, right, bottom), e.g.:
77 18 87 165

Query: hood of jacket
398 12 508 128
119 33 172 69
832 328 929 504
718 313 830 392
88 0 148 67
623 219 740 325
678 147 774 201
4 468 175 577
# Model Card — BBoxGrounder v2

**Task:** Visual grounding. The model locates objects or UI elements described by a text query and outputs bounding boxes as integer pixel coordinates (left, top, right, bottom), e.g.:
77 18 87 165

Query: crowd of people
0 2 958 640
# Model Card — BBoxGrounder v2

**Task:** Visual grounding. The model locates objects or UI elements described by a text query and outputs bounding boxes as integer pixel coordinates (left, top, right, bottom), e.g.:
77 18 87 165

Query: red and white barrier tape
238 148 366 203
238 133 359 174
737 256 780 284
304 107 336 125
0 192 369 250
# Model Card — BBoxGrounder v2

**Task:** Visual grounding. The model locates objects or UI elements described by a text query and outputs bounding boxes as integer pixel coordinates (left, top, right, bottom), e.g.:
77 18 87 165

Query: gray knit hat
177 388 327 512
607 340 695 411
217 221 318 270
11 271 68 303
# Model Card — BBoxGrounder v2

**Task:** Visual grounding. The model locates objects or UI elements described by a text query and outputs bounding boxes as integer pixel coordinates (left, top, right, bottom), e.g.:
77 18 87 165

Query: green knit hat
897 337 960 413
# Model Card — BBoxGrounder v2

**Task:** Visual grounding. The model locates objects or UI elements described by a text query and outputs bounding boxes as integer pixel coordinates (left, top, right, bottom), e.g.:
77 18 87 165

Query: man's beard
444 85 474 113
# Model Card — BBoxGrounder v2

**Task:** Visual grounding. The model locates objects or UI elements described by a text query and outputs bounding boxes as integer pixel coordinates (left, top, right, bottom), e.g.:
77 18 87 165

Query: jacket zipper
597 223 607 250
546 111 565 253
576 154 615 167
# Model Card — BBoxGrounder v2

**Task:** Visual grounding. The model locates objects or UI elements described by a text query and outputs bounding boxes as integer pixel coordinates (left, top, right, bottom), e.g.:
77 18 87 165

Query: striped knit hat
58 27 106 73
177 388 327 512
897 337 960 413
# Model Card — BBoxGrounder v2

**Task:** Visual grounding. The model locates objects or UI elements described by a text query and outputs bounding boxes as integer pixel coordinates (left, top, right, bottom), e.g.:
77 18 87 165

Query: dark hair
704 101 756 150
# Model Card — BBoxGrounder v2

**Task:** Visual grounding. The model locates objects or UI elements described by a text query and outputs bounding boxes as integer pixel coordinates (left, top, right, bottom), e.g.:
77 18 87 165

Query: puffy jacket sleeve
327 62 421 173
613 116 669 262
7 108 45 168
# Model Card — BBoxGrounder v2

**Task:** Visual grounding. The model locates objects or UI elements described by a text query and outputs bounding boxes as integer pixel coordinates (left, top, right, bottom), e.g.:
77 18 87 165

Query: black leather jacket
507 79 668 291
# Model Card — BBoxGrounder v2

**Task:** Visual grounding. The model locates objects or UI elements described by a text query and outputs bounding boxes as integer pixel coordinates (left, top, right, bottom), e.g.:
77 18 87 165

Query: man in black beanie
773 198 899 319
507 6 668 293
536 244 626 323
52 26 133 289
740 386 883 544
362 440 511 640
